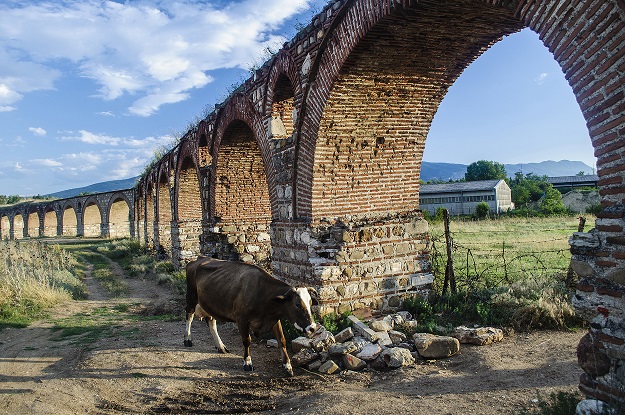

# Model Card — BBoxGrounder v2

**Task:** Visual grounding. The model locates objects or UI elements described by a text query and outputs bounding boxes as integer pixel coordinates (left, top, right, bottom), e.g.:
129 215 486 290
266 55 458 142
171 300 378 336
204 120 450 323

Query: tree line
0 194 52 206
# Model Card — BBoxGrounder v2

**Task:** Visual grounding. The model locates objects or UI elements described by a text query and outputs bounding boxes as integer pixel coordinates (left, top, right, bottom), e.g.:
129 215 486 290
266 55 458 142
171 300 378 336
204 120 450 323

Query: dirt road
0 259 584 414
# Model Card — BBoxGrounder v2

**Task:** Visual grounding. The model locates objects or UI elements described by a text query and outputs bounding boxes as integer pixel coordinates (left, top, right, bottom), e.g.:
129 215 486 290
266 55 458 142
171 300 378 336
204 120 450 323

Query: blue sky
0 1 595 196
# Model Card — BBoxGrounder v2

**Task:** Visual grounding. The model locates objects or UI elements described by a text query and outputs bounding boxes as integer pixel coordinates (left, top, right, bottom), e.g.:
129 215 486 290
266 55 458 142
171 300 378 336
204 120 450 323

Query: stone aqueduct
1 0 625 407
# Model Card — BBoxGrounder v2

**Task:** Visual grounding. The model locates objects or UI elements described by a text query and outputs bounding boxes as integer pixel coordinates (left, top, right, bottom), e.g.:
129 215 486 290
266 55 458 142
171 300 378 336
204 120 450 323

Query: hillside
421 159 595 182
47 176 139 199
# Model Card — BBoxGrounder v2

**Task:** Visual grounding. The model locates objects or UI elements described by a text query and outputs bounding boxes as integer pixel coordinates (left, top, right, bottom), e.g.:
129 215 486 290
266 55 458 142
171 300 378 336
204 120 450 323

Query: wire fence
428 213 585 294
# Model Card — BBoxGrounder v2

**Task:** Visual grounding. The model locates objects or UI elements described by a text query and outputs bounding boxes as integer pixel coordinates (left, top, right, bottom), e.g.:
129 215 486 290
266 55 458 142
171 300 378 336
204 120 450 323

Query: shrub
520 391 582 415
475 201 489 219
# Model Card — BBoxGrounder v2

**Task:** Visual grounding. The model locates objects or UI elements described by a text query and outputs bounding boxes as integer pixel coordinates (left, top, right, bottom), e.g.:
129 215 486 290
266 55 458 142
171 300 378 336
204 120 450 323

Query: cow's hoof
184 339 193 347
243 364 254 372
216 346 229 354
284 368 294 377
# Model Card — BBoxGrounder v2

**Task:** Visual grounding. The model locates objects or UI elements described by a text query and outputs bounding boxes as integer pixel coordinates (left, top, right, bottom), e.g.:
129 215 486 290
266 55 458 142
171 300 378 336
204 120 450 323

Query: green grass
520 391 582 415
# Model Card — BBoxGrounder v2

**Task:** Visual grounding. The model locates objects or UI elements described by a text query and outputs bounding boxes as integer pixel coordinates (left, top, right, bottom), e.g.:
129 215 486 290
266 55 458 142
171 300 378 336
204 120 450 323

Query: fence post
442 209 456 295
566 216 587 287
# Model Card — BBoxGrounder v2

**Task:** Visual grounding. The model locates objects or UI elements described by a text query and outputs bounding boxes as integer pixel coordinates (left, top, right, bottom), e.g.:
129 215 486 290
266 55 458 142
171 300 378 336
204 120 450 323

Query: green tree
509 172 566 214
465 160 507 181
6 195 21 204
475 201 489 219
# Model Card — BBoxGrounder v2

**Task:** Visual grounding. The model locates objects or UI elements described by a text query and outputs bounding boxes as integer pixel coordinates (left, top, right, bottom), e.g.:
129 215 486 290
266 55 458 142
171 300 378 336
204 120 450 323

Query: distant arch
1 214 9 239
13 214 25 239
62 205 78 236
43 207 57 237
27 207 40 238
83 198 102 237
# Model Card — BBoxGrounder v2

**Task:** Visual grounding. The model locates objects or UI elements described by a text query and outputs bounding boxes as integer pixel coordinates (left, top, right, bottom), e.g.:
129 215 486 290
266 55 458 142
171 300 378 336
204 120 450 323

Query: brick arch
0 213 9 239
156 161 173 250
12 212 25 239
108 192 132 238
83 196 102 237
26 205 40 238
145 177 156 247
211 93 277 217
174 140 202 222
61 202 78 236
43 205 57 237
263 52 303 139
294 0 525 219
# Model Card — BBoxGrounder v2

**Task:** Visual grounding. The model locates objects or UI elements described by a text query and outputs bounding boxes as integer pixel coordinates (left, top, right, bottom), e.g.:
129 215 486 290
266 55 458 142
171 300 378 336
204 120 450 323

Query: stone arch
173 140 203 266
135 184 145 243
0 214 9 239
83 197 102 237
13 213 25 239
157 163 173 252
264 52 303 140
197 120 213 168
108 192 131 238
62 203 78 236
27 206 40 238
146 179 156 248
43 206 57 237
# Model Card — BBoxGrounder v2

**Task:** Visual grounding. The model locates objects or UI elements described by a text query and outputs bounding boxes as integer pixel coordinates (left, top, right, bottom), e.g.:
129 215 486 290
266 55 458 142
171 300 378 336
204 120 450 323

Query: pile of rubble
278 313 504 374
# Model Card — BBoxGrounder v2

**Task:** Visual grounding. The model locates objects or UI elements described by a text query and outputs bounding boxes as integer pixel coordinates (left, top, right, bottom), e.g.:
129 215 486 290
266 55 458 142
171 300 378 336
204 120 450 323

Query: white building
419 179 513 215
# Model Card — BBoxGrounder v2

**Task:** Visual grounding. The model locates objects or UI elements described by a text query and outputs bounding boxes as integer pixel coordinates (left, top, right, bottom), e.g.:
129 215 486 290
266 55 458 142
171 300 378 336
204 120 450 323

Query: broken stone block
266 339 278 348
291 348 319 367
307 359 322 371
356 343 383 361
413 333 460 359
352 336 369 352
370 319 393 332
318 360 339 374
334 327 354 343
291 336 313 353
453 326 504 346
328 341 358 356
375 331 393 347
342 354 367 371
389 330 407 344
381 347 415 368
348 315 378 341
311 327 336 352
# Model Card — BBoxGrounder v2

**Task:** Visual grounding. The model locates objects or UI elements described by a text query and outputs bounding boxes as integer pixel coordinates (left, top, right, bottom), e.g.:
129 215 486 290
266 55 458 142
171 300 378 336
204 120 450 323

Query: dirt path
0 259 584 414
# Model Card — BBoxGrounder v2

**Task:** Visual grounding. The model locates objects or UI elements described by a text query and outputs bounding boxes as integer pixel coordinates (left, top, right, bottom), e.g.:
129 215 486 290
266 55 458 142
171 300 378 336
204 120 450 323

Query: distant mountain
47 176 139 199
421 160 595 182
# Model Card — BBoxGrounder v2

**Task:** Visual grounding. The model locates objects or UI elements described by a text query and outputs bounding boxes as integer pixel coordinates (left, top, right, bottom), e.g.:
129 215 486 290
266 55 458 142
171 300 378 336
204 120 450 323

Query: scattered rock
453 326 504 346
266 339 278 348
311 328 336 352
334 327 354 343
343 353 367 371
328 341 358 356
375 331 393 347
576 399 615 415
291 348 319 367
292 336 312 353
413 333 460 359
381 347 415 368
348 315 379 342
388 330 407 344
356 343 383 361
370 319 393 332
318 360 339 375
307 359 322 371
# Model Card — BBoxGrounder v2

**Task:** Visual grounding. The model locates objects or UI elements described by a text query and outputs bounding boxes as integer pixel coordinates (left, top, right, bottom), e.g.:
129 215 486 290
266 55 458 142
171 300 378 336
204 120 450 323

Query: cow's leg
184 311 194 347
238 321 254 372
206 316 229 354
273 320 293 377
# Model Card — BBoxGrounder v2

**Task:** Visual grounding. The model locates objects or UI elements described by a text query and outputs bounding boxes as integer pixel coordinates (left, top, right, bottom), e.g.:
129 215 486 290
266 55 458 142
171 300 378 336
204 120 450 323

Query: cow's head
273 287 318 337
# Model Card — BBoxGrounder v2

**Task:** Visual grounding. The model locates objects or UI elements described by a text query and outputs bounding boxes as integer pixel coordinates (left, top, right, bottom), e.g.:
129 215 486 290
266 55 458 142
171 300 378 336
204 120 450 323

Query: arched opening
157 171 173 253
43 208 57 237
62 206 78 236
146 183 155 248
136 185 145 244
175 155 202 265
269 74 295 139
13 214 25 239
1 215 10 239
198 133 212 167
210 120 272 266
109 197 131 238
83 202 102 237
27 209 39 238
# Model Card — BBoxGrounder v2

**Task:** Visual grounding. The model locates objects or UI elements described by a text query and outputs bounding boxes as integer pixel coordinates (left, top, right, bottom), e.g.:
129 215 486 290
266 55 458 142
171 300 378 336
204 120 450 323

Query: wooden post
566 216 587 287
442 209 456 295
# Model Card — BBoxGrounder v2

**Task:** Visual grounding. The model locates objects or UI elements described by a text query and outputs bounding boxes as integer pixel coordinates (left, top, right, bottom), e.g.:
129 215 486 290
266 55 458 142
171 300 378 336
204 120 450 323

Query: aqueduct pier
1 0 625 409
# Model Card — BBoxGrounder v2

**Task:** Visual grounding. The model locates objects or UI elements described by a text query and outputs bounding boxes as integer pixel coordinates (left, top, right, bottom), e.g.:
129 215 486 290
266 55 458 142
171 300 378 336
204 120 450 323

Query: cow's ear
272 290 293 303
308 288 319 306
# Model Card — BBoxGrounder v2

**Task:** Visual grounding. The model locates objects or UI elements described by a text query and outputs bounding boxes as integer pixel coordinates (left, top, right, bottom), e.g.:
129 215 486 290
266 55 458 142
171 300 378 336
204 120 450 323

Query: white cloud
30 158 62 167
0 0 315 115
534 72 549 85
61 130 122 145
29 127 47 136
97 111 115 117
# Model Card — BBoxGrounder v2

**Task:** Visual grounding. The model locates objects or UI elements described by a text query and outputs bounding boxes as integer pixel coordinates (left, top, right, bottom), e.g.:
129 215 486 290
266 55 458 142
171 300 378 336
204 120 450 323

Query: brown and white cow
184 257 317 376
